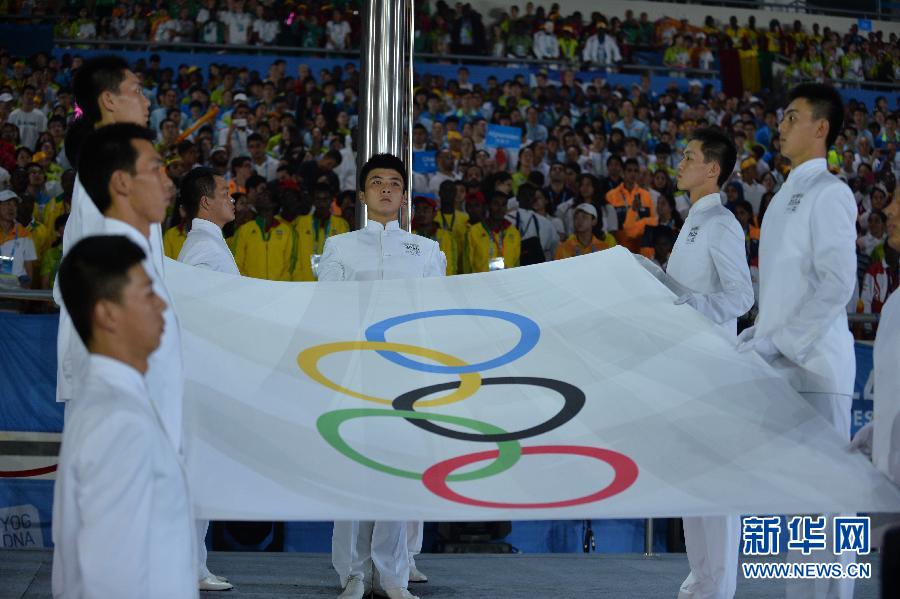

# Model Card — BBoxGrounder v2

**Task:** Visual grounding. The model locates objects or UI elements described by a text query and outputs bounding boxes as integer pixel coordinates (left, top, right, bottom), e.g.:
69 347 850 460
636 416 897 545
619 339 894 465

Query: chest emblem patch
686 226 700 243
786 194 803 213
403 242 421 256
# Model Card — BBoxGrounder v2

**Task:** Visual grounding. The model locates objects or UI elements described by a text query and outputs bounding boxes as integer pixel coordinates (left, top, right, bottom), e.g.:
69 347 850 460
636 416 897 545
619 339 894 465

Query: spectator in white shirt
533 20 560 60
174 8 196 42
221 0 252 45
153 9 179 42
582 26 622 68
8 85 47 151
326 10 352 50
112 9 136 39
247 133 279 182
252 5 280 45
428 149 459 196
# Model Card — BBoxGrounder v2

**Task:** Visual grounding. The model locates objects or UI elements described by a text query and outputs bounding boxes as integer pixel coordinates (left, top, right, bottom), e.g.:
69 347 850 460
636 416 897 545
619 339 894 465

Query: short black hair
245 174 267 190
689 127 738 187
230 156 250 174
438 179 456 204
73 55 130 124
58 235 147 347
517 183 537 210
787 83 844 148
180 166 217 222
324 149 343 166
358 153 408 192
79 123 155 214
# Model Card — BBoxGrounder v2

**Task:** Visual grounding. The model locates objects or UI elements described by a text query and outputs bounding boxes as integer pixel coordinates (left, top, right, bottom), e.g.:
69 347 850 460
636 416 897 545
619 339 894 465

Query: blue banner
0 313 63 433
858 19 873 32
851 342 873 438
412 151 437 174
486 124 523 149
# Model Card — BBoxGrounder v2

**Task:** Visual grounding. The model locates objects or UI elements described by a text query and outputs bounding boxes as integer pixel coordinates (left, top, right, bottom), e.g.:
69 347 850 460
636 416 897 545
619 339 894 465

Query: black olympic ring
392 377 586 443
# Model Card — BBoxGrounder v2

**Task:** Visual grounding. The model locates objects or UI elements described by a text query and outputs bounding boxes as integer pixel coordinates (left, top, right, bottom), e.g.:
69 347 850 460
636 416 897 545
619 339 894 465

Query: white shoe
213 573 229 583
199 575 233 591
408 565 428 583
382 588 419 599
338 575 367 599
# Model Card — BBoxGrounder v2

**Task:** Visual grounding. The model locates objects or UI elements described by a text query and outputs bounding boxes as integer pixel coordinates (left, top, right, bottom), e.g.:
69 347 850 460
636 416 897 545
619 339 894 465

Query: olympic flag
165 247 900 521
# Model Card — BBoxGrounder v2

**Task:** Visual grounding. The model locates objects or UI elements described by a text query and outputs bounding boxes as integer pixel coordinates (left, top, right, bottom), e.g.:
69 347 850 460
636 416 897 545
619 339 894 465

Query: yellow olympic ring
297 341 482 407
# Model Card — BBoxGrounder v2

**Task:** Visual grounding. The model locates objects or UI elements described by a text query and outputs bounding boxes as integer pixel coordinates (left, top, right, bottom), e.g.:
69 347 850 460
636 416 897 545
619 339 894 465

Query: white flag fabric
165 247 900 521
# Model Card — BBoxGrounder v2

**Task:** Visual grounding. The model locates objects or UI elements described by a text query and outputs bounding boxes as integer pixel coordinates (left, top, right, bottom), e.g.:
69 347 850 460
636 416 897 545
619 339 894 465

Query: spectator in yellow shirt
555 203 616 260
466 192 521 272
17 193 52 263
293 183 349 281
413 195 455 275
234 177 295 280
163 201 188 260
42 170 75 236
435 179 468 274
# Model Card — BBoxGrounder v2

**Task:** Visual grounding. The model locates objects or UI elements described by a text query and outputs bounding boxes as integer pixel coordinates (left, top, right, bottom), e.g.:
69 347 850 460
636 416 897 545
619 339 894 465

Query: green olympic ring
316 408 522 482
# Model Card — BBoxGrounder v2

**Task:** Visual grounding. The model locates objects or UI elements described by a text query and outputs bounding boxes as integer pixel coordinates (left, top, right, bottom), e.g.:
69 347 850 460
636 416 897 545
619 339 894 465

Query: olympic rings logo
297 308 638 509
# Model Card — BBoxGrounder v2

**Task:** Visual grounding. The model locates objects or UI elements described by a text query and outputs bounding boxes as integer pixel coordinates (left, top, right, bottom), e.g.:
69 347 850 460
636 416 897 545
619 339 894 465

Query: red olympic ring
0 464 58 478
421 445 638 509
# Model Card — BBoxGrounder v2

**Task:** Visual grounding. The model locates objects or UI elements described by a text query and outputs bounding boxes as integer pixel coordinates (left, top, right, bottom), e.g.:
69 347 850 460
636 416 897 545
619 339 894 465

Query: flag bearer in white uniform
670 127 754 599
56 56 168 407
176 167 237 592
320 154 446 599
51 189 195 594
736 83 858 599
851 188 900 514
52 124 190 597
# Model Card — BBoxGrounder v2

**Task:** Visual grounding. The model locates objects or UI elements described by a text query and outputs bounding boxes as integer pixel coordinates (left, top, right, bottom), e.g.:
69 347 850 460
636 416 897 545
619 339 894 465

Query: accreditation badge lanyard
0 226 19 284
310 217 331 279
440 212 456 232
483 222 505 271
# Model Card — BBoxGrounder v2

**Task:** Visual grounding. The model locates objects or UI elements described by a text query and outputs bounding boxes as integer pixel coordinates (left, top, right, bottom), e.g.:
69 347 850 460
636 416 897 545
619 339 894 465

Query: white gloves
735 326 781 361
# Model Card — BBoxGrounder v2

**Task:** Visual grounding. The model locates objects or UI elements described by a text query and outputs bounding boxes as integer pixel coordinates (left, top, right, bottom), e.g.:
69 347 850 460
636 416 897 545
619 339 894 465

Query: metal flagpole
357 0 414 231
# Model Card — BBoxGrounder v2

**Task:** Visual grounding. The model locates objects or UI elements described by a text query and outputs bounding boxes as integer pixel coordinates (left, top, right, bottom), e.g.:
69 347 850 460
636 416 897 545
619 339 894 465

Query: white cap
0 189 19 202
233 92 249 102
575 203 597 219
0 92 13 103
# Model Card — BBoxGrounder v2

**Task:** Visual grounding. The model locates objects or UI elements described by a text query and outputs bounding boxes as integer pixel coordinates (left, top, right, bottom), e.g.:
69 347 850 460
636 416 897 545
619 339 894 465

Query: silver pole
357 0 413 231
644 518 655 556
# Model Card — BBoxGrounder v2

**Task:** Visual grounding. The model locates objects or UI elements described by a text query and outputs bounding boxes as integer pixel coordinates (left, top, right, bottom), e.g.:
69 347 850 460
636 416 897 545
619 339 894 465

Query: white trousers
407 521 424 568
196 519 210 580
679 514 741 599
332 520 409 591
784 393 855 599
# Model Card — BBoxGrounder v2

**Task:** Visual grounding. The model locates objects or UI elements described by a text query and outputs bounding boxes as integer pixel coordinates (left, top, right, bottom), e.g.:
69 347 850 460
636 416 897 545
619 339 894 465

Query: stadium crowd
0 5 898 333
2 0 898 81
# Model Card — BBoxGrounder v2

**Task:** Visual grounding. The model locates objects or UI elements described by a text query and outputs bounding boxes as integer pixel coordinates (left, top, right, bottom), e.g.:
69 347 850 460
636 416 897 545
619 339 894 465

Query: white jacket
177 218 240 275
582 34 622 65
755 158 857 395
318 220 446 281
533 31 560 59
667 193 754 333
507 208 559 261
874 291 900 485
51 355 196 599
55 175 164 402
58 218 185 451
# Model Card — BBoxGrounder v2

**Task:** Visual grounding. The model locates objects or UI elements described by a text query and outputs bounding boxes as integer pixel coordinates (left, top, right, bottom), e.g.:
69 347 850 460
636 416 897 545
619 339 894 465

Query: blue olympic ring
364 308 541 374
